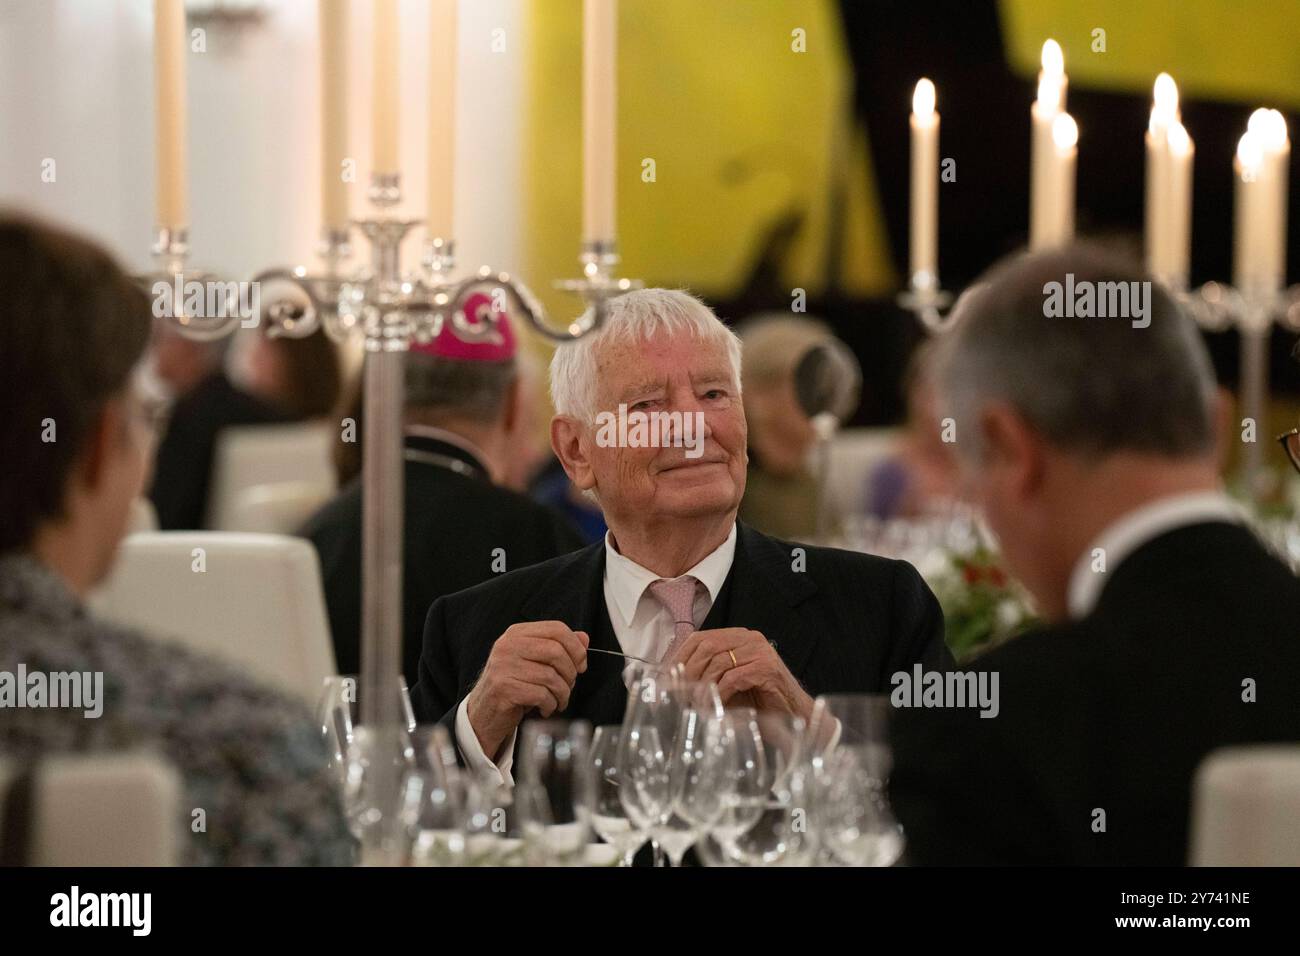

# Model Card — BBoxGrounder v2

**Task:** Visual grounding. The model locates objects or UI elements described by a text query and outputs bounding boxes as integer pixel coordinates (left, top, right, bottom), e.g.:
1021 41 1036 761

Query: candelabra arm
897 270 957 334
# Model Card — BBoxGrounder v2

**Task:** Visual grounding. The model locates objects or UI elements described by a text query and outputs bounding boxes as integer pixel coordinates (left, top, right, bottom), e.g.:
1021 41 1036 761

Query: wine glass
814 744 905 866
670 681 733 835
619 671 724 866
710 708 770 850
589 725 648 866
343 724 416 864
516 719 594 865
400 724 468 865
807 693 894 786
718 711 818 866
317 673 418 785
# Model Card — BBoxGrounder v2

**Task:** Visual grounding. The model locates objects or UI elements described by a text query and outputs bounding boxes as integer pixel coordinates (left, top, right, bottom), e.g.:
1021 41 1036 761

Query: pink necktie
646 575 702 663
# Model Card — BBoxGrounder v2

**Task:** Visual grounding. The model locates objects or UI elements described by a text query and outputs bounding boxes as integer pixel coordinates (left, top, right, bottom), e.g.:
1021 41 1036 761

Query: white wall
0 0 527 280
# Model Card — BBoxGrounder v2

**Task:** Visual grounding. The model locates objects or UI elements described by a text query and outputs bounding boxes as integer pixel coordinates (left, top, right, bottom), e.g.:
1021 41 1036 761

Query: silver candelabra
145 170 642 863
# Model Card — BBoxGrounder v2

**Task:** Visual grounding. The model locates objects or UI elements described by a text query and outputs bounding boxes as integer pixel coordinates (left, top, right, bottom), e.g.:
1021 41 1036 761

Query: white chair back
826 427 902 518
1190 745 1300 865
207 422 335 530
90 532 336 704
0 752 180 866
224 480 334 534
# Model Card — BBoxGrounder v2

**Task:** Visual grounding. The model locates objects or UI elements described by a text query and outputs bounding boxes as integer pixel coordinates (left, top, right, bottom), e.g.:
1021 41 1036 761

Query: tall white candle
153 0 188 231
1234 131 1267 292
1042 113 1078 249
1030 40 1066 250
1248 109 1291 290
372 0 400 177
909 78 939 280
426 0 458 238
582 0 617 245
320 0 349 232
1144 73 1180 279
1164 121 1194 285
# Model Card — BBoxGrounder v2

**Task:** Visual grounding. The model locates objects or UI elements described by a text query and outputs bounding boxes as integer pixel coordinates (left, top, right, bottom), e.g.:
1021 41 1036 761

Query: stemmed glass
814 744 905 866
343 724 415 863
317 674 420 863
713 711 818 866
618 669 727 866
709 708 770 851
400 723 469 866
807 693 905 866
589 725 648 866
317 673 417 787
515 719 594 865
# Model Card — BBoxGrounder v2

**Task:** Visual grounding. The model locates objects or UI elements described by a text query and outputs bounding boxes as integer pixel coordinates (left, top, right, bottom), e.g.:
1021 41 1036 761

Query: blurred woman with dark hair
242 325 343 421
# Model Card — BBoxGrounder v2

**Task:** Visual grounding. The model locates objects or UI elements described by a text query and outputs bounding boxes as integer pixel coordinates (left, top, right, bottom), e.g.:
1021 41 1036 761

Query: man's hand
465 621 589 761
666 628 813 719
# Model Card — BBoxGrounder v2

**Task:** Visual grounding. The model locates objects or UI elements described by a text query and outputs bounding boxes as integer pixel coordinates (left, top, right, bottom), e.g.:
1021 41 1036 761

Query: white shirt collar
1066 490 1244 619
603 523 738 628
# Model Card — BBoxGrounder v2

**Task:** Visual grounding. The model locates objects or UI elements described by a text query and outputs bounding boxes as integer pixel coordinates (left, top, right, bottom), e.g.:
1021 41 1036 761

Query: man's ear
978 402 1044 501
551 415 596 491
76 399 125 495
500 373 522 434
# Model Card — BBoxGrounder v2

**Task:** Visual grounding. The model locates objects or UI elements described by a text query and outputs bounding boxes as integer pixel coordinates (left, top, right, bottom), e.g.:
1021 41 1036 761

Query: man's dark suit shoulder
891 521 1300 865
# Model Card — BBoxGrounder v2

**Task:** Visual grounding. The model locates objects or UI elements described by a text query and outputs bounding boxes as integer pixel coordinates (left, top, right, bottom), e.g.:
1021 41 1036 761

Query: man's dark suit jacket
410 521 952 761
149 370 286 530
302 433 585 685
891 521 1300 866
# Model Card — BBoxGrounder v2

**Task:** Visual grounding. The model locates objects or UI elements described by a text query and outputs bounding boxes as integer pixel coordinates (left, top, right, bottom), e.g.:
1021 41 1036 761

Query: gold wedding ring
728 649 738 667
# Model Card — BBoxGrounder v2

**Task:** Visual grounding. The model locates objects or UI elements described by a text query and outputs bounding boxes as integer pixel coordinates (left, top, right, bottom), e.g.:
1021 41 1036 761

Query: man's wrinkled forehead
594 331 736 393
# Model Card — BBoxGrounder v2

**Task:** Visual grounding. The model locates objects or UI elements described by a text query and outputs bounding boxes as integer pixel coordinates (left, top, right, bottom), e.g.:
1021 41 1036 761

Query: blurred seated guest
865 341 960 520
735 314 836 540
0 216 351 865
147 323 285 530
530 455 608 545
238 323 342 421
411 289 950 784
301 299 584 686
890 247 1300 866
502 348 550 493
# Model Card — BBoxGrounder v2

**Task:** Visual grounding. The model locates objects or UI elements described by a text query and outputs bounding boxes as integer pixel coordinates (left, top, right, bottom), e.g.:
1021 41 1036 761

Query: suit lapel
518 542 628 725
720 523 821 681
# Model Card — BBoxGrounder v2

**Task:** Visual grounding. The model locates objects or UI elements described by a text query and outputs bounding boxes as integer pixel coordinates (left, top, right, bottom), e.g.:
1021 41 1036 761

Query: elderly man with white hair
410 289 950 782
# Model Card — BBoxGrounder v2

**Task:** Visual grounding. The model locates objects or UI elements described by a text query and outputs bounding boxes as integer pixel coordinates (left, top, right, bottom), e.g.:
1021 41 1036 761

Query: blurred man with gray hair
411 289 950 783
890 246 1300 865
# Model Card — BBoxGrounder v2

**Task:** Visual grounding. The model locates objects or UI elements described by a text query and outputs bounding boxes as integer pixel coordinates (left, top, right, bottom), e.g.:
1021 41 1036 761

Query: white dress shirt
1065 490 1243 620
455 523 739 785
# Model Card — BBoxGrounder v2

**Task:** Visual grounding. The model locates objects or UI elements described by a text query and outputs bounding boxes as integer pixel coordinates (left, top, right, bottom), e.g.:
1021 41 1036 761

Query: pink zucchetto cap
409 290 517 363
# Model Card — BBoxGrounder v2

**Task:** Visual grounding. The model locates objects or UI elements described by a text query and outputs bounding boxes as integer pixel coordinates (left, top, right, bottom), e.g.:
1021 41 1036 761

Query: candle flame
912 78 936 118
1167 121 1192 157
1152 73 1179 124
1237 131 1263 173
1052 113 1078 150
1247 108 1289 152
1041 39 1064 77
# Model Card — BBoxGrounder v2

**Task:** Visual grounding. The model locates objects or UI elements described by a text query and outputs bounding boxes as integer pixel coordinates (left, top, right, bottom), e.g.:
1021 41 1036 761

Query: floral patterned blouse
0 553 355 866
